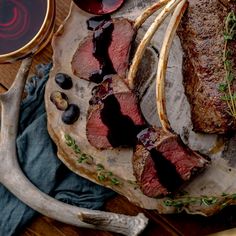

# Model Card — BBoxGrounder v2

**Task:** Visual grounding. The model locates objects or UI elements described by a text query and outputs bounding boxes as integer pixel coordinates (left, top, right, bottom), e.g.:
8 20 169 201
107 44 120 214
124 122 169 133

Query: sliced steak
87 75 146 149
177 0 236 133
72 18 135 82
133 127 208 197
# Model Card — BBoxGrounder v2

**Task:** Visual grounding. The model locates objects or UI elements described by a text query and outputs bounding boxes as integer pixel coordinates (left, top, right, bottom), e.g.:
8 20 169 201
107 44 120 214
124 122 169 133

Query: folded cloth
0 64 115 236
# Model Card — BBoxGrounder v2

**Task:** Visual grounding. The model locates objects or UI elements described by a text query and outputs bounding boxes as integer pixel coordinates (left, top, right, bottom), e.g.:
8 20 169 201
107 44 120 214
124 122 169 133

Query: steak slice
133 127 208 198
72 18 135 82
177 0 236 134
87 76 146 149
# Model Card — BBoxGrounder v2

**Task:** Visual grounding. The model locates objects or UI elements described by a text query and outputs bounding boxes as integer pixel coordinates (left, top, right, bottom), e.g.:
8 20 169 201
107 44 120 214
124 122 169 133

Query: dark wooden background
1 1 236 235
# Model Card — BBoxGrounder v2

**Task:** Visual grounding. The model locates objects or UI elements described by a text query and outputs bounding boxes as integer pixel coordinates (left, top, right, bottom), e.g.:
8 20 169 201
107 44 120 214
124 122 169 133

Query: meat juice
0 0 47 55
73 0 124 15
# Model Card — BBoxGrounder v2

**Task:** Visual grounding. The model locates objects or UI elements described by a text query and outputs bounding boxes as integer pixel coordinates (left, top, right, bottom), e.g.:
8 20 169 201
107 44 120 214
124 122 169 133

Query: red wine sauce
137 127 183 192
87 16 116 83
101 94 146 147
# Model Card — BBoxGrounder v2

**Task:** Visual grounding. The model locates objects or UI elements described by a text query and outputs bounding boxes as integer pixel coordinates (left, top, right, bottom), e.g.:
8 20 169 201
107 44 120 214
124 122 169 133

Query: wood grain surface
0 0 236 235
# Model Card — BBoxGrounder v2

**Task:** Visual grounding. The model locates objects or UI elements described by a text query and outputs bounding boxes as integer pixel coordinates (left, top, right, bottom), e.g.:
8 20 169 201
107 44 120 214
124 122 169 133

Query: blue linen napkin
0 63 115 236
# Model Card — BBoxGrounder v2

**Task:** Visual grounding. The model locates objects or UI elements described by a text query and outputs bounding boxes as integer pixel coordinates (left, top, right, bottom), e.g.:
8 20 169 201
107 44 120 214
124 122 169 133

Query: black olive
62 104 80 124
50 91 69 111
55 73 73 90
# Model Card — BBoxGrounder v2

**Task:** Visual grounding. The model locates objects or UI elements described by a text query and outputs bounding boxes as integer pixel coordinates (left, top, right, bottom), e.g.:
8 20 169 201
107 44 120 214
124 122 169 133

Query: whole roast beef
178 0 236 134
72 18 135 82
133 127 209 197
86 75 146 149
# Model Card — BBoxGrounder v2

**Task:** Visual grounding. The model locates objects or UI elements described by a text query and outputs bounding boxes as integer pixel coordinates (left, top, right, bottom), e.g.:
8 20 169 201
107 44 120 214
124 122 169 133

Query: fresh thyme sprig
163 192 236 212
96 163 120 185
64 134 93 164
219 11 236 118
64 134 120 185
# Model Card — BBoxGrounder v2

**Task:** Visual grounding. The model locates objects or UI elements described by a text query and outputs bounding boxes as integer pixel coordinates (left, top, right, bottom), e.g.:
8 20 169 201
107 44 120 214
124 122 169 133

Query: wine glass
0 0 55 63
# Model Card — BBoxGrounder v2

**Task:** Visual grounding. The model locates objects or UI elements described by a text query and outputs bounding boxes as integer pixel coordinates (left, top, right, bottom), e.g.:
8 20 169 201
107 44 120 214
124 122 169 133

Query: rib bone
0 58 148 236
128 0 183 90
134 0 171 30
156 0 188 132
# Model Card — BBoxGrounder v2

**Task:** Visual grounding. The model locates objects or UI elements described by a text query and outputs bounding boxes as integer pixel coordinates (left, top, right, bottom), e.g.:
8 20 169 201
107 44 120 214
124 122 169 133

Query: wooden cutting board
45 0 236 216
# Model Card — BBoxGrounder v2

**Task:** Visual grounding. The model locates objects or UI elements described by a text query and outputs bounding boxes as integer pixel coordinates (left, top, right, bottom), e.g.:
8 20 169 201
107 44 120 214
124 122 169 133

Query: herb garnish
64 134 120 185
219 11 236 117
65 134 93 164
163 193 236 212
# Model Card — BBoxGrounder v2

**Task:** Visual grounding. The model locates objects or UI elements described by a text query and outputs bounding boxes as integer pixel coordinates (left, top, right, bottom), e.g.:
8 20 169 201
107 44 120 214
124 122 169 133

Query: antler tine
2 159 148 235
0 57 148 235
0 57 32 138
156 0 188 132
127 0 183 90
134 0 171 30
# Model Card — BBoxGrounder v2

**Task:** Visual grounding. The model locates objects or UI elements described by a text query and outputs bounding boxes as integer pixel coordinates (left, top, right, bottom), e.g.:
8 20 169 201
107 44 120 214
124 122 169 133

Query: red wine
0 0 47 55
73 0 124 15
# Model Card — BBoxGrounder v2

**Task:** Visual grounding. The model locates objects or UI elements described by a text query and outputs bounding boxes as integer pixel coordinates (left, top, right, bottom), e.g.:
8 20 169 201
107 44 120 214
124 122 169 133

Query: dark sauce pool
0 0 47 55
87 15 116 83
101 94 146 147
73 0 124 15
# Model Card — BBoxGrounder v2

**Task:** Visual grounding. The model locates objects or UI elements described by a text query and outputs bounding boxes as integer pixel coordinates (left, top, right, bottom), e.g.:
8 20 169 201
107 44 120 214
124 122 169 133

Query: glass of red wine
73 0 124 15
0 0 55 63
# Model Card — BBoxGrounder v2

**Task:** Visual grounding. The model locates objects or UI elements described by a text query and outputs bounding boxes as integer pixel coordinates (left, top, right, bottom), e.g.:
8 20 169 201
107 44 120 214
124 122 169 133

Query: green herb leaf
218 83 227 92
224 33 234 41
227 72 234 83
106 171 113 176
64 134 74 146
224 60 232 71
220 11 236 118
221 95 231 101
201 197 217 206
110 178 119 185
220 202 229 210
97 164 105 171
98 174 106 181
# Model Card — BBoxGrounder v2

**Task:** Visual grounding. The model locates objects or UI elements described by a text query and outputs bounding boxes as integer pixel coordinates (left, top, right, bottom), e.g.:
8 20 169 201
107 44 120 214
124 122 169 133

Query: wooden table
1 1 236 235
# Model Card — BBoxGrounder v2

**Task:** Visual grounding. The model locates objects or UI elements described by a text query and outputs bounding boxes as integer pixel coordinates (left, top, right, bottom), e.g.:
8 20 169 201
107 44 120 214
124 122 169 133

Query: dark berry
50 91 69 111
62 104 80 124
55 73 73 90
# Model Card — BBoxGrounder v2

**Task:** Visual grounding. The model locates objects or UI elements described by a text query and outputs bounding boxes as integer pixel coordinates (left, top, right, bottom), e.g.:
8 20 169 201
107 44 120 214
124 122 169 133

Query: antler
156 0 188 132
0 58 148 236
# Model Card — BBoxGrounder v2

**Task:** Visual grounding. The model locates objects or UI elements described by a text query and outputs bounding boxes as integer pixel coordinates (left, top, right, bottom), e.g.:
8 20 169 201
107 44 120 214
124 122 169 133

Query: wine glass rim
0 0 55 63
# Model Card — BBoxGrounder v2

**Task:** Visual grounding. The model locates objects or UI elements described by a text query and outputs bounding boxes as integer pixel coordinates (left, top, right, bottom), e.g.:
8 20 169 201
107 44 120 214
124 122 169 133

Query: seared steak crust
178 0 236 133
